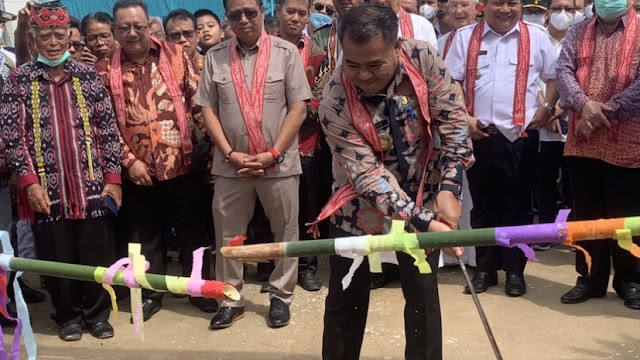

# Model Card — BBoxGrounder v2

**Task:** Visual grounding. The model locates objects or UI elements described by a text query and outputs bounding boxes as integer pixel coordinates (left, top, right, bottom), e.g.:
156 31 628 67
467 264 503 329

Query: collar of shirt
595 13 630 32
484 21 521 39
120 40 160 66
235 34 264 56
28 59 80 83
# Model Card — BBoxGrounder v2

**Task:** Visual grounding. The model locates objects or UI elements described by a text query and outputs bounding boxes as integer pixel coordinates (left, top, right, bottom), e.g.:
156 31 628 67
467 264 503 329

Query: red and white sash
442 30 456 60
306 49 433 237
109 38 193 165
230 30 271 156
399 9 415 39
573 12 639 141
465 21 530 136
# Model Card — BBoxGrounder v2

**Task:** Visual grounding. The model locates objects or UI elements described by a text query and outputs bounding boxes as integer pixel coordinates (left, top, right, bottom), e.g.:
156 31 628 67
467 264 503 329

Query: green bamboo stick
7 257 240 301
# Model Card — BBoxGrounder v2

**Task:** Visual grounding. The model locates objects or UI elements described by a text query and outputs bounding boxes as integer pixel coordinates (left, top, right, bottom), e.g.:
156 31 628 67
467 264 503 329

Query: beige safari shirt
194 35 312 178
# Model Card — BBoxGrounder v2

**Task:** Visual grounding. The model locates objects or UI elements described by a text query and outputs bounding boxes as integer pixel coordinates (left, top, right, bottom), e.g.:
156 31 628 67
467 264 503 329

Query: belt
484 124 500 135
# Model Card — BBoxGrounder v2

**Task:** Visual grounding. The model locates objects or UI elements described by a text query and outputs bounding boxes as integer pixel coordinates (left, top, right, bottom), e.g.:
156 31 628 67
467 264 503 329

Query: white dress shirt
537 27 567 142
436 30 453 58
445 22 558 141
400 12 438 48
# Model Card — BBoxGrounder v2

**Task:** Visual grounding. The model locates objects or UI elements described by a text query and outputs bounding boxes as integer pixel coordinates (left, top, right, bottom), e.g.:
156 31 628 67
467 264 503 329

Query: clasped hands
575 100 612 139
228 151 276 177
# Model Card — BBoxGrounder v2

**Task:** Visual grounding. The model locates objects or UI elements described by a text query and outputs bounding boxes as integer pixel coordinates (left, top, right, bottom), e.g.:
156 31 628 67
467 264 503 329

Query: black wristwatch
439 183 462 200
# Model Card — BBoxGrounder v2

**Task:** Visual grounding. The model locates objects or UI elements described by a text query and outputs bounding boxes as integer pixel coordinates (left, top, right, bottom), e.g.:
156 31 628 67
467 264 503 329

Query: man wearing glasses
69 16 98 65
95 0 216 322
312 0 336 16
164 9 204 73
195 0 311 330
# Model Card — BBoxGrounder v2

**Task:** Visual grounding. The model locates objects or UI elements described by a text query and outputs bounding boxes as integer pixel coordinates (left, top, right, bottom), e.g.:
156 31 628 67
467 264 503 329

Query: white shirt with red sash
398 10 438 48
445 22 558 142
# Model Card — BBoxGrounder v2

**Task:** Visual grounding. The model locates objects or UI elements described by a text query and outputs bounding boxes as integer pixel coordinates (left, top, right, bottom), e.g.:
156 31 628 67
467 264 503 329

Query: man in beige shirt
194 0 311 330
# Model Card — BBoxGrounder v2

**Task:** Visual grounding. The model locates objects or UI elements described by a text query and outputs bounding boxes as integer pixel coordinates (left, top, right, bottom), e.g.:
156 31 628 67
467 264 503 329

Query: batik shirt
0 54 11 174
0 59 121 221
556 15 640 168
294 34 332 155
95 41 203 180
319 39 474 235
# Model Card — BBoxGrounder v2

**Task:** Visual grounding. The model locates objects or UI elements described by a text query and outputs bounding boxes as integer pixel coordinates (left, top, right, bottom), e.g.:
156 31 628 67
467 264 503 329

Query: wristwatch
542 102 555 115
269 147 285 164
439 183 462 200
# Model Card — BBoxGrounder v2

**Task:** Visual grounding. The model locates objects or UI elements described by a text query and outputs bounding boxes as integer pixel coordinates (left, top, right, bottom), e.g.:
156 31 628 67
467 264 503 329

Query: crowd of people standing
0 0 638 359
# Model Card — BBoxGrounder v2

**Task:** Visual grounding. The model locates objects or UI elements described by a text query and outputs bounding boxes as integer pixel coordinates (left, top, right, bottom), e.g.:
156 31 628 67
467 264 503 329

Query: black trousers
32 216 116 327
120 173 210 301
298 150 332 274
322 227 442 360
566 156 640 292
536 141 571 224
467 128 538 275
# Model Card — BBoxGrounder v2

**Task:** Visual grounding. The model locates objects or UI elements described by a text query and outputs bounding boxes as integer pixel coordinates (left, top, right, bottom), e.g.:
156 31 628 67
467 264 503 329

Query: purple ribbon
494 209 572 261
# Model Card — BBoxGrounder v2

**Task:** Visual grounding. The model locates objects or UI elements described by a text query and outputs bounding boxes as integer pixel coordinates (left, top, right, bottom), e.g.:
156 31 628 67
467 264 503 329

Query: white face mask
524 13 547 26
420 4 438 19
572 11 586 23
0 29 4 40
549 10 574 30
584 4 594 19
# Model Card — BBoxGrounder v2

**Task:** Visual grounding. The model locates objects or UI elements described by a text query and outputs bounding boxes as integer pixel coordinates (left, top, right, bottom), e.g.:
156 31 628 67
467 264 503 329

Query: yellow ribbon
615 228 640 258
367 220 432 274
93 266 119 319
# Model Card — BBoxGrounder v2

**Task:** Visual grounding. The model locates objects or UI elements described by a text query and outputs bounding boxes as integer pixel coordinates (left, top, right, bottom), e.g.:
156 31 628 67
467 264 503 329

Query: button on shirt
194 35 312 178
445 22 558 142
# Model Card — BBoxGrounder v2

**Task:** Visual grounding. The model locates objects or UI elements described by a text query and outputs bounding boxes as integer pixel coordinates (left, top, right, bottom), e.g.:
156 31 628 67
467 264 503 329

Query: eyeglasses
313 2 336 16
70 41 85 49
167 30 196 42
86 33 113 43
448 2 473 10
227 8 259 22
115 24 149 35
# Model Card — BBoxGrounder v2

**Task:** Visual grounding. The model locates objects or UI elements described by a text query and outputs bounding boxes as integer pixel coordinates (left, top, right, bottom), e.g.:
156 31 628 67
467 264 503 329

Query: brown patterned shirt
319 39 474 235
96 41 203 180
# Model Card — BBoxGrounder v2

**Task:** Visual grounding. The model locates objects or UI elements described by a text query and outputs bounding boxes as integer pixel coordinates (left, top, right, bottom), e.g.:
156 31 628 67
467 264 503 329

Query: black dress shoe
370 273 390 290
189 297 219 313
614 283 640 309
89 321 114 339
59 323 82 341
267 298 290 328
209 307 245 330
561 282 605 304
464 271 498 294
505 273 526 297
130 298 162 323
298 272 322 292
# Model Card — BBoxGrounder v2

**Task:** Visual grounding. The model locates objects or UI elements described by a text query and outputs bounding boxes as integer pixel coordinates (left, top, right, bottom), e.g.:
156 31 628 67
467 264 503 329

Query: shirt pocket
212 74 235 105
264 72 285 103
507 54 534 85
474 57 492 87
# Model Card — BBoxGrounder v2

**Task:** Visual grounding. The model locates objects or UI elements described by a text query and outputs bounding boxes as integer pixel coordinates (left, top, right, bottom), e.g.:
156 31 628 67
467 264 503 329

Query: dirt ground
4 246 640 360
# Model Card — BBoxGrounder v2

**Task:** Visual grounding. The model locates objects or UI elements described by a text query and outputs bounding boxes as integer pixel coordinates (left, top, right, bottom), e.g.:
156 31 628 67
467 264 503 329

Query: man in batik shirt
95 0 216 321
0 3 120 341
317 4 473 359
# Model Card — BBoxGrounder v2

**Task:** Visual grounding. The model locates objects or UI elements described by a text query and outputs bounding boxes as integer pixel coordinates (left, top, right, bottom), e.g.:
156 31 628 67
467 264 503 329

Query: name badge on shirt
479 50 487 55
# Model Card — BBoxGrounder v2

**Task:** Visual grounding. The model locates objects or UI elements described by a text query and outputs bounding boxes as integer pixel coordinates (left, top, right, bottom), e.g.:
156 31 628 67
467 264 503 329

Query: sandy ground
4 246 640 360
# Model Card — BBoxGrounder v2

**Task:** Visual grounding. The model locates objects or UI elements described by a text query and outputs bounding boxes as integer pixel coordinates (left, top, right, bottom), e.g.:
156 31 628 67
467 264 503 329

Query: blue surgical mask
37 50 71 67
595 0 629 20
310 12 333 30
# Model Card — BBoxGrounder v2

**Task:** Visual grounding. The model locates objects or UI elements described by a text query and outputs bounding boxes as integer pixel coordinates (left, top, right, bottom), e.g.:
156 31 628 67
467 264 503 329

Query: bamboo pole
221 216 640 262
6 256 240 301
